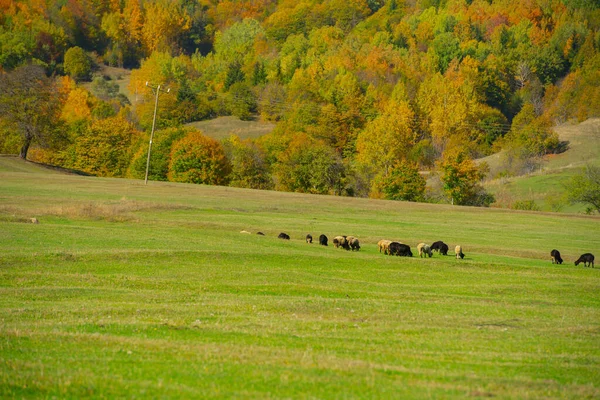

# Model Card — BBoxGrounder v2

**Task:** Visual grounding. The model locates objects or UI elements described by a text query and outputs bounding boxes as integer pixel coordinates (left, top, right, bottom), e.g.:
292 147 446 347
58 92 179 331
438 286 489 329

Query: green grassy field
1 157 599 398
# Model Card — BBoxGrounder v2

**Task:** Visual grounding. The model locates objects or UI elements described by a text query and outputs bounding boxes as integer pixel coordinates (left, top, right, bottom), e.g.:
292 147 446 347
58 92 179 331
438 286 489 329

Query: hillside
483 119 600 212
1 160 599 398
185 116 275 140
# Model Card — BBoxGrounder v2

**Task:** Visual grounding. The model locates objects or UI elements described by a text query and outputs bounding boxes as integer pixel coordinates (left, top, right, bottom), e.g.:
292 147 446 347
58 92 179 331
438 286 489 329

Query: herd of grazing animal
245 230 595 267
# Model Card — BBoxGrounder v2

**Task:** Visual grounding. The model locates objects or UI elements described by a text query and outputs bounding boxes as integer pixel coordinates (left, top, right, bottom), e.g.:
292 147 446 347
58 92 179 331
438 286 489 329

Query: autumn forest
0 0 598 206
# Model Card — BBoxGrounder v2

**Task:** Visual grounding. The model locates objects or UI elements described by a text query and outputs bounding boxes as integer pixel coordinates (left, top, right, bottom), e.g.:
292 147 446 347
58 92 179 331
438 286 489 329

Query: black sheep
319 234 328 246
278 232 290 240
550 249 563 264
306 234 313 244
388 242 413 257
575 253 595 268
431 241 449 256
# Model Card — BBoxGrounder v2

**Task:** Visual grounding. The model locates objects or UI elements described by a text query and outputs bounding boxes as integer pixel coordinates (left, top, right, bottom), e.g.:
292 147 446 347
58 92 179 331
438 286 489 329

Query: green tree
566 165 600 213
275 134 345 195
64 46 92 81
128 127 187 181
0 64 64 159
438 148 493 206
224 136 273 190
378 161 426 202
228 82 257 121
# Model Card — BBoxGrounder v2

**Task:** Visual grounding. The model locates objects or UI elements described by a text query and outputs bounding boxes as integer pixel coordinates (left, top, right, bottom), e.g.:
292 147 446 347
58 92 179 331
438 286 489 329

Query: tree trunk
19 137 31 160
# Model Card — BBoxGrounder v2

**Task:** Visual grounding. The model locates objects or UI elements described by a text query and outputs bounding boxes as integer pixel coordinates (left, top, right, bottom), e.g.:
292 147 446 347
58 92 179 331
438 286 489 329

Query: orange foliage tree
168 130 231 185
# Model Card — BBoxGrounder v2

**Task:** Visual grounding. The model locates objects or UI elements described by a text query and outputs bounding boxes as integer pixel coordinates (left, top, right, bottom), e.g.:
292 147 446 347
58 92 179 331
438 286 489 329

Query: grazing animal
30 218 39 224
240 230 251 234
333 236 350 250
256 232 265 236
455 245 465 259
319 234 328 246
349 237 360 251
431 241 449 255
389 242 412 257
377 239 392 254
575 253 595 268
306 234 313 244
417 243 433 258
550 249 563 264
278 232 290 240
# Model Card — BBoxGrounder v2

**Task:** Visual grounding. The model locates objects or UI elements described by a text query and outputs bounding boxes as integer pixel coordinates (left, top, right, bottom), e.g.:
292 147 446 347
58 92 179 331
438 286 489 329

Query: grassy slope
484 119 600 212
185 116 276 141
1 157 599 398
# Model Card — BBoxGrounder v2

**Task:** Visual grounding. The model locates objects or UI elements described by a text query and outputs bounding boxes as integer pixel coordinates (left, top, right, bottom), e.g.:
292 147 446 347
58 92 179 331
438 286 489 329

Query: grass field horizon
1 157 599 398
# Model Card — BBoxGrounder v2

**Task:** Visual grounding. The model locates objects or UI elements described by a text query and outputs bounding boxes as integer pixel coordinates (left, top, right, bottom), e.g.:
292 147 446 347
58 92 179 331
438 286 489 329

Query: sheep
550 249 563 264
389 242 412 257
306 234 313 244
278 232 290 240
349 237 360 251
30 218 39 224
575 253 595 268
417 243 433 258
455 245 465 259
240 230 251 234
256 232 265 236
377 239 392 254
319 234 328 246
431 241 449 255
333 236 350 250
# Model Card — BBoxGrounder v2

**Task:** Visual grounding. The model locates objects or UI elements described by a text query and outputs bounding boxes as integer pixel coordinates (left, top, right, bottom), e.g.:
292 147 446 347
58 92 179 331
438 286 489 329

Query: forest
0 0 598 206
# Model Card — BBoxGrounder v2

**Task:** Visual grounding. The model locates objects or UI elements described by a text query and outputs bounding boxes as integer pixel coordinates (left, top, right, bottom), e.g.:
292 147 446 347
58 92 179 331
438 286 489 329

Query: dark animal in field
575 253 595 268
319 234 328 246
550 249 563 264
349 237 360 251
278 232 290 240
455 245 465 259
431 241 449 255
306 234 313 244
256 232 265 236
388 242 412 257
333 236 350 250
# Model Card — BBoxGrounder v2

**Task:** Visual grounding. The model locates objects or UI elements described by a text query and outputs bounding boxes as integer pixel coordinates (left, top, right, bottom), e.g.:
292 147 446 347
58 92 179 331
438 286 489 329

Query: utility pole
144 82 170 185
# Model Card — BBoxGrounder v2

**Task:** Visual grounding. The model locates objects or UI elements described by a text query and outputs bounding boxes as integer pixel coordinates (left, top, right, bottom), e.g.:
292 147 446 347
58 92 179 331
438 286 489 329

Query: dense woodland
0 0 599 206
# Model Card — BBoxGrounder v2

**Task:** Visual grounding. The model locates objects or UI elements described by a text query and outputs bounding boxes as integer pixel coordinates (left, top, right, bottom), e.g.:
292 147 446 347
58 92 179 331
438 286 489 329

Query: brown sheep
377 239 392 254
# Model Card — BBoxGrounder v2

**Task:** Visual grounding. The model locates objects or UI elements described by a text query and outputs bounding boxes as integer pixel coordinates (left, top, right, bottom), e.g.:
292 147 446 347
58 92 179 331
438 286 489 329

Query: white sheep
417 243 432 258
455 245 465 259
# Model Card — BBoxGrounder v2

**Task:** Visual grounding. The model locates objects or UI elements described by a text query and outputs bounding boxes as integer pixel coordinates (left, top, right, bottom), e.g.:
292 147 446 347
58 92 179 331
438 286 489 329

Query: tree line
0 0 599 207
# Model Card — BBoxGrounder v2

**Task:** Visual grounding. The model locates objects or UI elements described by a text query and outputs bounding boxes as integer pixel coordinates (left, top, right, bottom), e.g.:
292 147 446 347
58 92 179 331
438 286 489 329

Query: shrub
512 200 540 211
168 131 231 185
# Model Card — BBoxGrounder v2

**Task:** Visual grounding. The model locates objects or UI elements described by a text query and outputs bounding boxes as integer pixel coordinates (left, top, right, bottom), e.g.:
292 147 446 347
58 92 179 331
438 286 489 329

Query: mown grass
185 116 275 140
1 160 599 398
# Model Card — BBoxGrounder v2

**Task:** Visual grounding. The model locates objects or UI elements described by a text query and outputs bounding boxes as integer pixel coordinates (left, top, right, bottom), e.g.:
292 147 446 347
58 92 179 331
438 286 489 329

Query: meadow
1 156 599 398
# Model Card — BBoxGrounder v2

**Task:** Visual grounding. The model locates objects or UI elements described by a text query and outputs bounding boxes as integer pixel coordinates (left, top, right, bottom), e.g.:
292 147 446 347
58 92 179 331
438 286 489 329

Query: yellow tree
142 0 190 53
356 99 416 176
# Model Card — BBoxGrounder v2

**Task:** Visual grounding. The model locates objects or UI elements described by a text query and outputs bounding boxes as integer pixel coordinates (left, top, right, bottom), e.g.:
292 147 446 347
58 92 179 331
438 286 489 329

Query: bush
512 200 540 211
168 131 231 185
